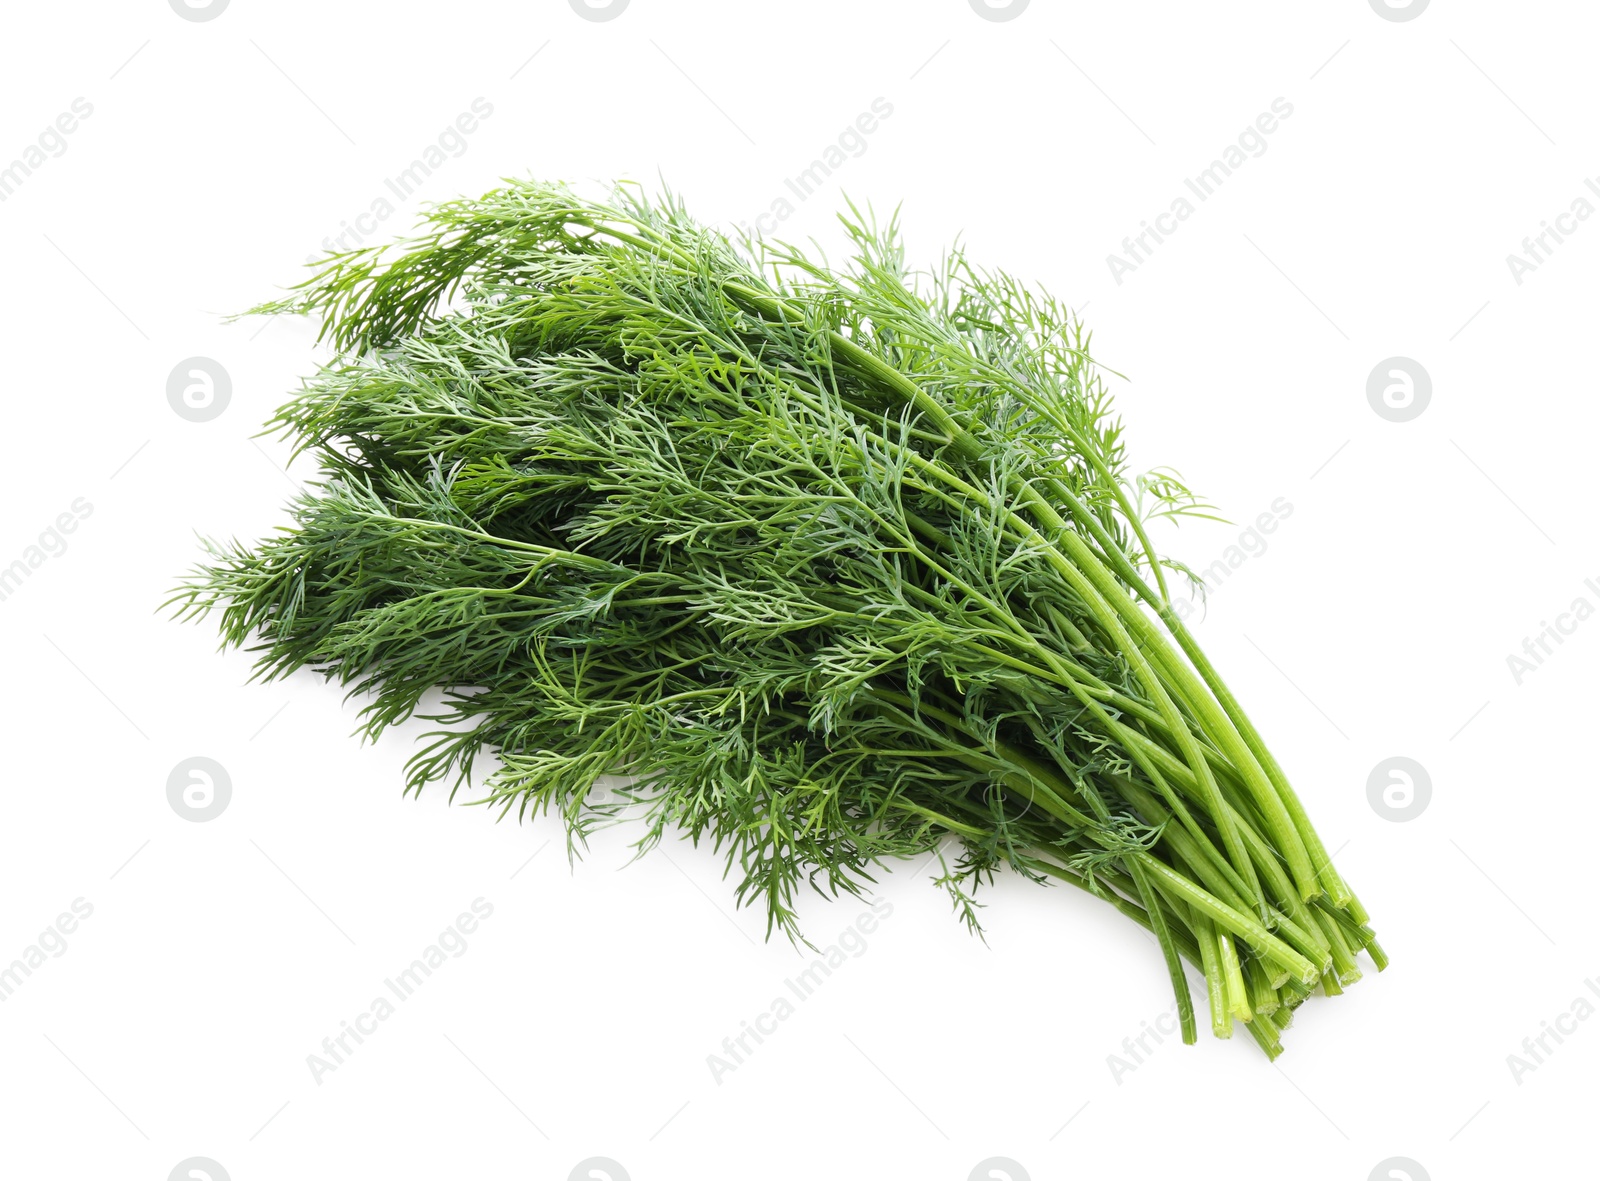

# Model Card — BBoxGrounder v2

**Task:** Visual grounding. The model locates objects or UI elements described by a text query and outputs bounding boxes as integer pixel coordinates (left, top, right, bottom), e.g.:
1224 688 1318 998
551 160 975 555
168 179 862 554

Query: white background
1 2 1594 1179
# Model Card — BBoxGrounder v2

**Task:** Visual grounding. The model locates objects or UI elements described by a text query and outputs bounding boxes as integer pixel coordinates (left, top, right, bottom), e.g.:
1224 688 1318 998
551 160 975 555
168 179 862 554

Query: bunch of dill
172 180 1383 1057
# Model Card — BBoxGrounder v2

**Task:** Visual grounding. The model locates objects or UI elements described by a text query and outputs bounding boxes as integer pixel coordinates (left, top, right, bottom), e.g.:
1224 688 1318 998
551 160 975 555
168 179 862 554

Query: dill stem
1128 856 1198 1045
1218 930 1252 1023
1038 859 1283 1059
863 689 1312 981
1032 469 1342 904
1193 911 1232 1040
1130 854 1319 985
1312 907 1361 985
1158 609 1351 907
900 449 1267 916
1245 956 1279 1018
1115 728 1333 948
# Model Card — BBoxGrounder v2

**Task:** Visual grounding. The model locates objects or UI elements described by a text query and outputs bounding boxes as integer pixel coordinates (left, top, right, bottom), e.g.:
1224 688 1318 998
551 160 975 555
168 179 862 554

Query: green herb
172 180 1383 1057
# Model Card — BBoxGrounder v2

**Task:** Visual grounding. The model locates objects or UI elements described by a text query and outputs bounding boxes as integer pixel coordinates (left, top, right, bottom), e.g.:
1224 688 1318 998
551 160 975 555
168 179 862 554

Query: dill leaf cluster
172 180 1383 1057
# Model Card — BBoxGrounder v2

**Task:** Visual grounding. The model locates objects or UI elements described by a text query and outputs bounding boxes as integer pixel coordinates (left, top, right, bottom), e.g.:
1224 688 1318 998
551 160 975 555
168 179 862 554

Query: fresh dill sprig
174 179 1383 1059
